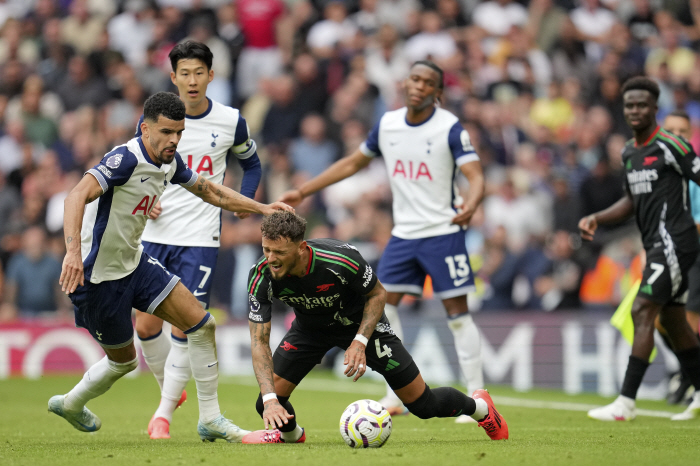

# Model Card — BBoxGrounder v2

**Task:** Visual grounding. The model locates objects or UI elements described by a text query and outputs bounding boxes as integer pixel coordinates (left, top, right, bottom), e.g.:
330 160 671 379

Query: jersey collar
186 98 213 120
633 126 660 148
306 245 316 275
405 106 436 127
138 137 161 167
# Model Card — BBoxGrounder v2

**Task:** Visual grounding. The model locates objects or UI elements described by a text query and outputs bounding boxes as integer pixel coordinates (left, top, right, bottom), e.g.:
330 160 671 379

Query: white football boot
587 396 636 421
671 392 700 421
197 415 250 442
48 395 102 432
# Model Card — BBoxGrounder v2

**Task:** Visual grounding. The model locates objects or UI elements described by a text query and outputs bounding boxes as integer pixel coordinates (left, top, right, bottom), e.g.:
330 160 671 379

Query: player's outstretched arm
249 321 293 429
278 148 372 206
578 193 634 241
344 280 387 382
185 174 294 216
60 174 103 294
452 160 485 226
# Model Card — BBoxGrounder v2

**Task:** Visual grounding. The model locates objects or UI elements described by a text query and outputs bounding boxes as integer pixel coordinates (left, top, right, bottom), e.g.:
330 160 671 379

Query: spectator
261 74 300 145
55 55 109 111
404 10 461 71
107 0 155 67
60 0 105 55
306 0 357 59
1 226 67 320
289 113 339 179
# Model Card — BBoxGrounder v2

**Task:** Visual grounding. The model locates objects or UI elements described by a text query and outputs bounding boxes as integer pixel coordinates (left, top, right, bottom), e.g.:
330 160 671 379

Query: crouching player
242 212 508 443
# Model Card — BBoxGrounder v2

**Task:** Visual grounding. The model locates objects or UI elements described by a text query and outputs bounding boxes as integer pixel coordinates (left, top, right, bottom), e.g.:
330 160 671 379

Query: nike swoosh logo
171 364 188 368
453 277 469 287
78 421 97 431
193 290 207 296
141 177 151 182
207 362 218 367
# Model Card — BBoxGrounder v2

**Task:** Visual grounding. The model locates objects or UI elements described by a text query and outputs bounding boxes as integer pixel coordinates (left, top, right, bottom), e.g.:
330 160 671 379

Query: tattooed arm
343 280 386 382
184 174 293 216
60 174 103 294
249 320 294 429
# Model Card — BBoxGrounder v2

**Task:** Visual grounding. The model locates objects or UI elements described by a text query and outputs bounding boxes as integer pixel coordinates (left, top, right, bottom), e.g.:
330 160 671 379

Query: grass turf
1 371 699 466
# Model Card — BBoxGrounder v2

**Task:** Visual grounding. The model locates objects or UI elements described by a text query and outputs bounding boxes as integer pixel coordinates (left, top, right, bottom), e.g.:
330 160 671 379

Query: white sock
139 329 171 392
153 337 192 422
184 313 221 423
281 425 304 442
64 356 138 412
447 313 484 393
470 398 488 421
382 304 404 405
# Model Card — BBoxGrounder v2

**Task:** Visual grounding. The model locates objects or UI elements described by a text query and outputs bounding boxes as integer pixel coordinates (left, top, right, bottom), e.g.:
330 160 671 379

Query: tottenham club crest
106 154 123 169
211 132 219 147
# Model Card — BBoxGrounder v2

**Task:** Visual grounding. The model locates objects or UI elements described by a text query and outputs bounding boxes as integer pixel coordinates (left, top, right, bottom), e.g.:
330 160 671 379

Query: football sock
382 304 404 404
138 329 170 392
64 356 138 412
184 313 220 423
281 425 304 442
447 312 484 393
154 336 191 422
675 346 700 390
472 398 488 421
255 393 299 435
620 355 650 399
404 384 476 419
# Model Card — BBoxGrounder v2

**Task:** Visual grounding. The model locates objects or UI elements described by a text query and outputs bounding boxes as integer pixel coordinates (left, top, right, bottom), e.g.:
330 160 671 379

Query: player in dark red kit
241 212 508 443
580 77 700 421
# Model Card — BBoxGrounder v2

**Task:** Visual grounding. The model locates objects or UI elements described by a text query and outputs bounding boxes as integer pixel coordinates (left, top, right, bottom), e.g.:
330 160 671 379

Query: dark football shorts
637 246 697 306
71 252 180 348
683 254 700 314
273 320 420 390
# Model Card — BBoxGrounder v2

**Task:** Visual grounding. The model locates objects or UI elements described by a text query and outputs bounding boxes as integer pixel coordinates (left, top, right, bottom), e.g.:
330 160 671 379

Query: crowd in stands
1 0 699 320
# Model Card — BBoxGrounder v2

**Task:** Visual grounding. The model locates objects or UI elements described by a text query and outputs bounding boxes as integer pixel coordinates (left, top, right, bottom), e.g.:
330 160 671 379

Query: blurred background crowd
0 0 698 322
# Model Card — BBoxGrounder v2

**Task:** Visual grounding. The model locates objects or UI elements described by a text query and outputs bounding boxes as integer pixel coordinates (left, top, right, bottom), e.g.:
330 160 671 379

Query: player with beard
240 212 508 443
580 77 700 421
278 61 485 420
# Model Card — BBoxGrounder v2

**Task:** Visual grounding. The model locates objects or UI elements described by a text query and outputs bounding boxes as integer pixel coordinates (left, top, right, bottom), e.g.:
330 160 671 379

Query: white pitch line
221 376 679 418
492 396 676 418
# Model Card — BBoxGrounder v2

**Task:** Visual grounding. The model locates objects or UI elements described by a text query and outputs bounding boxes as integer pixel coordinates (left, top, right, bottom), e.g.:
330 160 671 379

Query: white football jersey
360 107 479 239
141 98 257 247
82 137 197 284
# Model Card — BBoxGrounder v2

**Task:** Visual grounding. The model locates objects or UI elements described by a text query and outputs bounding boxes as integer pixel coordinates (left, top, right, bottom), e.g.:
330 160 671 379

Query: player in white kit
132 42 263 439
48 91 292 441
279 61 486 420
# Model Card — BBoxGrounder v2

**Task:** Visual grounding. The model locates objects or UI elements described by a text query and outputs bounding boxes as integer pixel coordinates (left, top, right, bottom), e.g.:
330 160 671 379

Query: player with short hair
133 41 263 439
241 211 507 443
278 60 486 419
658 110 700 404
580 77 700 421
48 91 292 441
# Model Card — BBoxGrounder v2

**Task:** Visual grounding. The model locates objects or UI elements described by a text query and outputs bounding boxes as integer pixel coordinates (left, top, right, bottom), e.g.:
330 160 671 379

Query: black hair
261 211 307 243
621 76 660 103
667 109 690 122
411 60 444 90
143 92 186 122
169 40 213 72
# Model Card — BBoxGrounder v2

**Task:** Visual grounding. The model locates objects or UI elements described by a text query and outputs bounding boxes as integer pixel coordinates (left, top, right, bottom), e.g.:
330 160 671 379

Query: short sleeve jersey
140 98 257 247
359 107 479 239
247 239 378 330
622 127 700 253
82 137 197 283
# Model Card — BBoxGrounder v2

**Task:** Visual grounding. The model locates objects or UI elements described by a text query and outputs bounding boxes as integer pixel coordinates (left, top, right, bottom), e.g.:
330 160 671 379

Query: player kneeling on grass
242 212 508 444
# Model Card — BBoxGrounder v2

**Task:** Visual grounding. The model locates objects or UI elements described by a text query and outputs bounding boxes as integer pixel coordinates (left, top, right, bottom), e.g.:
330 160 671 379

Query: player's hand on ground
343 340 367 382
148 200 162 220
59 251 84 295
277 189 304 207
578 215 597 241
262 399 294 429
451 203 475 227
261 201 295 216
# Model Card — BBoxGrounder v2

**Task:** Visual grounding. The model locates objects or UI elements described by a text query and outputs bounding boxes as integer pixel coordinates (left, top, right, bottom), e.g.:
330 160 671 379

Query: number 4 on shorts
375 339 393 358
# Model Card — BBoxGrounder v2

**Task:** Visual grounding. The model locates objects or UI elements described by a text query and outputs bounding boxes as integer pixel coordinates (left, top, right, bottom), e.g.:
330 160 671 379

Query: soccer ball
339 399 392 448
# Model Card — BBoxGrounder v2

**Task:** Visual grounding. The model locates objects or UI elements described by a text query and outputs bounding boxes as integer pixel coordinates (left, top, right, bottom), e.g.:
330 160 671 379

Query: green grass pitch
2 371 699 466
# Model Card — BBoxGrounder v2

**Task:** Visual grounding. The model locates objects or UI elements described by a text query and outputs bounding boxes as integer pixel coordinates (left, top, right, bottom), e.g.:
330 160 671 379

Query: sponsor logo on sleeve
249 294 260 313
362 265 373 288
249 312 263 322
106 154 123 169
97 165 112 178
